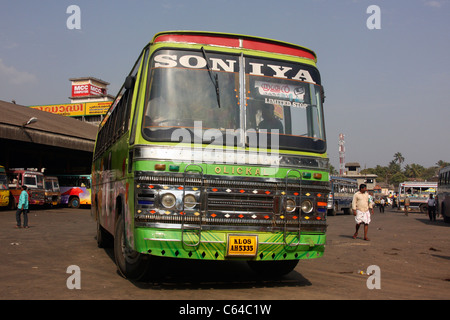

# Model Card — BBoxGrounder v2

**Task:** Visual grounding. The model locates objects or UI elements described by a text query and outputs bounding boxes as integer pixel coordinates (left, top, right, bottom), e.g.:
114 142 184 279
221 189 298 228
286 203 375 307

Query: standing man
379 198 385 213
427 194 436 221
404 196 410 216
15 185 29 228
352 184 374 241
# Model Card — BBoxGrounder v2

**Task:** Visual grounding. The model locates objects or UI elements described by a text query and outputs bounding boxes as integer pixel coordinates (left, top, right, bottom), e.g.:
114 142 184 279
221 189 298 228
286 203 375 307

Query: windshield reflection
142 49 325 153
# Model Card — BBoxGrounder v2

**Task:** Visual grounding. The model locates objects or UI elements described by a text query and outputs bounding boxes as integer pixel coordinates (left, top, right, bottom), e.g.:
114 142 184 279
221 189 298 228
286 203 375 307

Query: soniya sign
72 84 105 97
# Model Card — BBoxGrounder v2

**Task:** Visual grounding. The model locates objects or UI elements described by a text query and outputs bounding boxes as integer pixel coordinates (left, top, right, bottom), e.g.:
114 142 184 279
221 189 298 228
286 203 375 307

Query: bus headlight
286 198 296 212
161 193 176 209
183 194 197 209
301 200 313 214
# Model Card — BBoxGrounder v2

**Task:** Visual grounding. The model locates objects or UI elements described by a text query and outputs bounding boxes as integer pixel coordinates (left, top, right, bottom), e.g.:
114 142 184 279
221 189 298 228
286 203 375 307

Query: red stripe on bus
243 39 316 60
154 34 316 60
154 34 240 47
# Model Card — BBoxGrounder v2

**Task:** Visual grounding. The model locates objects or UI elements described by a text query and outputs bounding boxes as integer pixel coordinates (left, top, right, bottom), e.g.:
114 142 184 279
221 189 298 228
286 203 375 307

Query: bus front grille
134 172 329 230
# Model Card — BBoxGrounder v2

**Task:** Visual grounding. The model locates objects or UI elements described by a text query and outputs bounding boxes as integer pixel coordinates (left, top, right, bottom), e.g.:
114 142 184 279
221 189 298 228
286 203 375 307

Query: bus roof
439 165 450 174
399 181 437 187
151 31 317 63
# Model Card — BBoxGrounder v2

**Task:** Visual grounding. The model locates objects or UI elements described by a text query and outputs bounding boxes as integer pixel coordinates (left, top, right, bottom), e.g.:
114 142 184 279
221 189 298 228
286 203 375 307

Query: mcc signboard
72 83 106 97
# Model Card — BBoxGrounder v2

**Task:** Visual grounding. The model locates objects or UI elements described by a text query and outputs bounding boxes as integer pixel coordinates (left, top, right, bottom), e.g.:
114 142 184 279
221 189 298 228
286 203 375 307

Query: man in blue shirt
16 185 29 228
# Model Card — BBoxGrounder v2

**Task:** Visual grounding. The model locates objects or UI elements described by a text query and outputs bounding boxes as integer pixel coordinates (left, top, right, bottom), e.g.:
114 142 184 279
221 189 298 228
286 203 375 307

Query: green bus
91 31 329 280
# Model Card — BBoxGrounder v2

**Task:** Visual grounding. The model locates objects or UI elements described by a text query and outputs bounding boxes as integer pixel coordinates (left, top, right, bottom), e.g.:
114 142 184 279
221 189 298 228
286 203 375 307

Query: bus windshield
24 173 44 189
142 49 325 153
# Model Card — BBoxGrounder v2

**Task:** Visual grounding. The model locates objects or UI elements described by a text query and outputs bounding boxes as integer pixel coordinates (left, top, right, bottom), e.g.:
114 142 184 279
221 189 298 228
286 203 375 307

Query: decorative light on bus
183 194 197 209
302 172 312 179
161 193 176 209
285 198 296 212
301 199 313 214
155 164 166 171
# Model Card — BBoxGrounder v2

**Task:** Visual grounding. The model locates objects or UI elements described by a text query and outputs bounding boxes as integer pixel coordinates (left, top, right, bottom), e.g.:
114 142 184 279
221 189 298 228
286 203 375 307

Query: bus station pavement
0 205 449 300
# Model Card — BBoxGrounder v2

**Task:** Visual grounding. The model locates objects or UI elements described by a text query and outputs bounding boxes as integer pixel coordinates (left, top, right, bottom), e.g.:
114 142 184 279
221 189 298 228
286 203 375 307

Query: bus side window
129 48 149 145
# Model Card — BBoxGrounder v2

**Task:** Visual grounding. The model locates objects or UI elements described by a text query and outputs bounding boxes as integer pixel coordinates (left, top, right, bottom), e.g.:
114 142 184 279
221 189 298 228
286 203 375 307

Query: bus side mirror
124 76 135 90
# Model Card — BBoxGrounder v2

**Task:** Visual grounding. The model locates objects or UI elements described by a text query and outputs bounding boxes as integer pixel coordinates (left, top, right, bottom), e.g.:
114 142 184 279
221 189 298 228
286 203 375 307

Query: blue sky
1 0 449 169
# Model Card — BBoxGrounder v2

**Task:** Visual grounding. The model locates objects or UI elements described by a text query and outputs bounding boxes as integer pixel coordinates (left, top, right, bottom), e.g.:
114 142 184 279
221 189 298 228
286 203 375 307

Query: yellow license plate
227 234 258 257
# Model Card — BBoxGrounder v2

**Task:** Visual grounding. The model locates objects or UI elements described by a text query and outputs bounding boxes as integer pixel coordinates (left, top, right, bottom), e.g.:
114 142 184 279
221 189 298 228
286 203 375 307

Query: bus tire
94 199 112 248
69 197 80 208
419 204 427 214
114 214 152 281
247 260 299 278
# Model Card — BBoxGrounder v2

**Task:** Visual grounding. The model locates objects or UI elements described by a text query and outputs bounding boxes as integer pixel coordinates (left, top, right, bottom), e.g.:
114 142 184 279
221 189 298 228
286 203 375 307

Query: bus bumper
134 228 325 261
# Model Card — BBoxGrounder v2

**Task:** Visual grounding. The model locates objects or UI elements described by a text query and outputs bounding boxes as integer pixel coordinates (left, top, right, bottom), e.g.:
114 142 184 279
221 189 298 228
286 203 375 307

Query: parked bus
398 181 437 213
44 176 61 207
7 169 45 208
437 166 450 223
55 174 91 208
0 166 10 208
327 176 358 215
91 31 329 280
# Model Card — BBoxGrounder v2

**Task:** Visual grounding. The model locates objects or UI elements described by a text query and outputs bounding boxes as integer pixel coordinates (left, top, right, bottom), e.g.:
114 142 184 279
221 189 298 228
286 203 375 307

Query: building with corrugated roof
0 99 97 174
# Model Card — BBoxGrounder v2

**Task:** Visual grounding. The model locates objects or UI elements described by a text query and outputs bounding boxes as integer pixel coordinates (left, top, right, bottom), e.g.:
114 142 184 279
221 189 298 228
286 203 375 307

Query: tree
393 152 405 167
391 172 407 186
404 163 425 179
422 166 438 181
436 160 450 169
329 164 338 175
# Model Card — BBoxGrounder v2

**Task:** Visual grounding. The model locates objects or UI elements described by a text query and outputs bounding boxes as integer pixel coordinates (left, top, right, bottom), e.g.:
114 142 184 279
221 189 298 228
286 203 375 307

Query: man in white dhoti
352 184 374 241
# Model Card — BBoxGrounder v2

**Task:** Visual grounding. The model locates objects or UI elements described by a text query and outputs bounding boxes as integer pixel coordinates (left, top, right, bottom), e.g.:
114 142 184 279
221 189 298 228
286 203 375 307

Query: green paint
135 228 325 261
134 160 329 182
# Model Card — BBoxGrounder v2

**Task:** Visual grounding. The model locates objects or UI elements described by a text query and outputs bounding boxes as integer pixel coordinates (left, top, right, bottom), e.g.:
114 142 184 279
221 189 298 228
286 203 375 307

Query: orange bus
7 169 45 208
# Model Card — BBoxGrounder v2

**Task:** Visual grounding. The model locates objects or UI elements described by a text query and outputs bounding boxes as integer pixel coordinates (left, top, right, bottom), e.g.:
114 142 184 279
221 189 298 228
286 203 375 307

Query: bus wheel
114 214 153 281
69 197 80 208
247 260 299 278
419 204 427 214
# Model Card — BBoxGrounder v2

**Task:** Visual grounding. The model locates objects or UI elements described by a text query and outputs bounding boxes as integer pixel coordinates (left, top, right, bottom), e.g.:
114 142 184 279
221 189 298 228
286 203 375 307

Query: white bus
327 176 358 215
398 181 437 213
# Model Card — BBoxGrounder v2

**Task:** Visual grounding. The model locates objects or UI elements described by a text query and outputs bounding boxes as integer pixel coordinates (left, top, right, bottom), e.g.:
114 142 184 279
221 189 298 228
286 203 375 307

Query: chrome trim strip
144 238 224 244
260 242 324 246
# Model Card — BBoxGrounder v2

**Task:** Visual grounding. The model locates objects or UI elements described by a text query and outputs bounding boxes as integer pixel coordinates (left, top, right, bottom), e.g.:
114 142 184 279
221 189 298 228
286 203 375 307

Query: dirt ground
1 205 449 301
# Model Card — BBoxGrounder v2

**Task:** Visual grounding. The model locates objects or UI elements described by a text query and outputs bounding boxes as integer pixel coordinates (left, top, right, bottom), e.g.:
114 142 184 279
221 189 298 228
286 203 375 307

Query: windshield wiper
201 47 221 108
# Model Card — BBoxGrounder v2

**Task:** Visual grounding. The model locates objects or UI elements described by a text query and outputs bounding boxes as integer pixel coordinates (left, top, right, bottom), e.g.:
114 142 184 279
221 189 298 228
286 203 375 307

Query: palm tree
436 160 450 169
404 163 424 179
393 152 405 168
